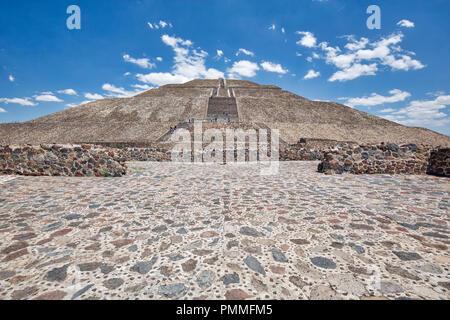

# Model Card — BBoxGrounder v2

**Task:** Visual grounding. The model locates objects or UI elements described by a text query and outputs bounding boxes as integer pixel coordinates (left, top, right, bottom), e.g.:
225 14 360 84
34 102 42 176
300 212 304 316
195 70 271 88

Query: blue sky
1 0 449 136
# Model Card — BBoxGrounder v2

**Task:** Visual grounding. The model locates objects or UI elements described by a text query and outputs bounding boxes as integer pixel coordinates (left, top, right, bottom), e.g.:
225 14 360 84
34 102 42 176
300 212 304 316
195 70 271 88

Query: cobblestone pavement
0 162 449 300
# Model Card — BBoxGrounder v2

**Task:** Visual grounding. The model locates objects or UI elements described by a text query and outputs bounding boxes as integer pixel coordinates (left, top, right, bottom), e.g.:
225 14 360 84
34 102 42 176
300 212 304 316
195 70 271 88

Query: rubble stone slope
0 79 449 147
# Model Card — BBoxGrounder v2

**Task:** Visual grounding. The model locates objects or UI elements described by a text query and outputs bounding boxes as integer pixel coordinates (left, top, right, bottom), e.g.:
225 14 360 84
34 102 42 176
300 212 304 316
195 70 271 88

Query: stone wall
427 148 449 177
119 146 323 162
279 145 323 161
113 144 324 162
118 147 171 162
0 144 127 177
318 143 434 175
2 143 448 177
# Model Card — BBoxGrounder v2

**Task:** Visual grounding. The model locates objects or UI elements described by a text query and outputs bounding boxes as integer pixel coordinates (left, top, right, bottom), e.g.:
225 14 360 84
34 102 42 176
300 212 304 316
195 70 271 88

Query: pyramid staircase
206 79 239 121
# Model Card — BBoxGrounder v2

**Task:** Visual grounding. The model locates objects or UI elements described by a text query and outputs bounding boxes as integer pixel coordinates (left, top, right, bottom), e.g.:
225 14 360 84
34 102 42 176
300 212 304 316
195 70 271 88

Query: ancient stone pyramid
0 78 449 146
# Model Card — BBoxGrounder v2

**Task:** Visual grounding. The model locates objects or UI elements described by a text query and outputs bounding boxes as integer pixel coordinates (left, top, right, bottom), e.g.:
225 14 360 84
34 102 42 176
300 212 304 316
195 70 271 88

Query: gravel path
0 161 448 300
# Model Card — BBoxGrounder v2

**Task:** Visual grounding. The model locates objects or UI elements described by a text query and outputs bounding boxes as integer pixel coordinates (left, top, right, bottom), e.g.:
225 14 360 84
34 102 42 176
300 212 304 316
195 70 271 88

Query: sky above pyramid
0 0 449 136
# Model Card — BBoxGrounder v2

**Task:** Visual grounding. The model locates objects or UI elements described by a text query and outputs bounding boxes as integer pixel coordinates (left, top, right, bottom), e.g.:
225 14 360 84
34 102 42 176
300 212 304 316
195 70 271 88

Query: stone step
207 97 238 121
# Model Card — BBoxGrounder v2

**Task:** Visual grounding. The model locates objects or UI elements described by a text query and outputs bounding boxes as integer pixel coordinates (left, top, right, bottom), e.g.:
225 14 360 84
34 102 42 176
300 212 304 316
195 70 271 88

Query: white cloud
161 34 191 47
156 57 163 62
296 52 302 57
343 89 411 107
236 48 254 57
303 69 320 79
396 95 450 118
0 107 6 113
148 20 172 30
379 94 450 128
295 31 317 48
427 91 446 97
329 63 378 82
216 50 223 57
227 60 260 78
35 94 63 102
397 19 415 28
8 75 14 82
382 54 424 71
344 37 369 51
57 89 77 96
269 24 276 30
102 83 151 98
102 84 131 97
124 72 131 76
260 61 288 74
137 73 190 86
136 34 224 86
311 32 425 81
123 54 156 69
281 27 285 34
379 108 395 113
84 93 104 100
132 84 153 90
0 97 37 106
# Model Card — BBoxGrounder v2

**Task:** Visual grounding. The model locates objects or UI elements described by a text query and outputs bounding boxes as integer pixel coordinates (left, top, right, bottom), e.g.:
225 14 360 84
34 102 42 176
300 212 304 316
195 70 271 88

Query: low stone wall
318 143 434 175
116 144 325 162
279 143 330 161
2 143 448 177
118 147 171 162
0 144 127 177
427 148 449 177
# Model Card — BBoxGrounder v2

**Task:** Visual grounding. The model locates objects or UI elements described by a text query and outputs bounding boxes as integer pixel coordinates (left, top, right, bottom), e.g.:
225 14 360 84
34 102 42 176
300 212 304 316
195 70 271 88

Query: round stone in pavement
103 278 124 289
310 285 342 300
220 273 240 285
45 265 69 282
310 257 336 269
181 259 197 272
225 289 252 300
244 255 266 275
152 225 168 233
131 261 153 274
41 222 63 232
0 270 16 280
349 243 365 254
289 276 307 288
392 251 422 261
415 264 443 274
128 245 138 252
271 249 288 263
63 214 82 220
327 274 367 296
34 290 67 300
77 262 101 272
158 283 188 299
376 281 404 295
196 270 215 288
239 227 263 237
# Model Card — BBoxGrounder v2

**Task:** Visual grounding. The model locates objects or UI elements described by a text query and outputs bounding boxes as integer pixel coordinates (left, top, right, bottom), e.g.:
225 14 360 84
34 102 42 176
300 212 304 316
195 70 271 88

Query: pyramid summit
0 78 448 147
